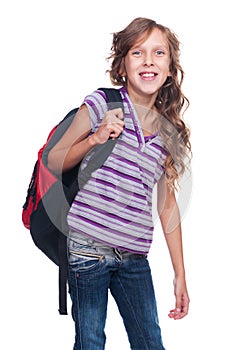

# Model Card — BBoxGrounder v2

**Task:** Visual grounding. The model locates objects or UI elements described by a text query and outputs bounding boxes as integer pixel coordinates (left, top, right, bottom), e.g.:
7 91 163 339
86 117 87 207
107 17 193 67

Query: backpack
22 87 124 315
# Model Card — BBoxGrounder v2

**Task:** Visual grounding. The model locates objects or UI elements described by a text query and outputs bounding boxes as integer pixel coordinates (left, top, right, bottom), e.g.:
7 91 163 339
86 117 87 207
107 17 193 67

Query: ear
119 60 126 77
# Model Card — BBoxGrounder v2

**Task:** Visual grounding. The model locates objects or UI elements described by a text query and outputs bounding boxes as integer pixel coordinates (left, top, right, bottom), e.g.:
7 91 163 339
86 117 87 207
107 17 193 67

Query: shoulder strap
77 88 124 189
98 87 124 111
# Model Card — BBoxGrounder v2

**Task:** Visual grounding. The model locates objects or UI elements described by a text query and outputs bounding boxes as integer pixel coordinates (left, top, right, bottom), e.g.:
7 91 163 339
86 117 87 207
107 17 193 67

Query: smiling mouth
139 72 158 78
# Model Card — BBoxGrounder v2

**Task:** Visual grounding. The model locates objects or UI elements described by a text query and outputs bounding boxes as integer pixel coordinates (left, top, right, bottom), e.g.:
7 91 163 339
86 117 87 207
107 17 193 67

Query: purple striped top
67 87 168 254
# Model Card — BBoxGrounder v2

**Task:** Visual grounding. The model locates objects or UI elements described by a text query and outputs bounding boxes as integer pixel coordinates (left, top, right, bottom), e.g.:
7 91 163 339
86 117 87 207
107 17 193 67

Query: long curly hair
107 17 192 190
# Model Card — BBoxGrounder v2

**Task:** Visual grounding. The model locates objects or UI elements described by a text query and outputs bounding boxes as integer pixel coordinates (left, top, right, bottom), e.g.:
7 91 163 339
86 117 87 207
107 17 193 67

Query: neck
126 85 158 111
134 105 159 136
126 86 159 135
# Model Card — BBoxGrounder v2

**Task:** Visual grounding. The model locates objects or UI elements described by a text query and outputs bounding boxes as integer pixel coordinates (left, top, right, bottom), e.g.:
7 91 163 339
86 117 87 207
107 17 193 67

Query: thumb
112 107 124 120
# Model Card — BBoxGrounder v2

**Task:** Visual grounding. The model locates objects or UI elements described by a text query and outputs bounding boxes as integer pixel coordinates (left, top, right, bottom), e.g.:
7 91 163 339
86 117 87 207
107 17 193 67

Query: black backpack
22 87 124 314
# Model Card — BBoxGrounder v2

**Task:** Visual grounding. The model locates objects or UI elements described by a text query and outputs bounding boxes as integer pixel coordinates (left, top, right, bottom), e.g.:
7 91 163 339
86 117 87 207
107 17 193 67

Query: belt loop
114 248 122 262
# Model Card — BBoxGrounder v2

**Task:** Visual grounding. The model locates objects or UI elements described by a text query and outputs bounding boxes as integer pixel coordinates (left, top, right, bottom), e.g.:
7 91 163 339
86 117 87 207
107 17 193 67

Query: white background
1 0 232 349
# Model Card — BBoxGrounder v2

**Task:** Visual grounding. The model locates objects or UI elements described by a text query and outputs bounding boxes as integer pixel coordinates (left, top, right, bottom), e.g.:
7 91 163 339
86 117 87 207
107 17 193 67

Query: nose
144 53 154 67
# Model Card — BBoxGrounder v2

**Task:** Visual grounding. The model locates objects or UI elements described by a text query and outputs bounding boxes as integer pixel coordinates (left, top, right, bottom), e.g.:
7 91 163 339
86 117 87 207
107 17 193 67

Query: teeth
141 73 155 77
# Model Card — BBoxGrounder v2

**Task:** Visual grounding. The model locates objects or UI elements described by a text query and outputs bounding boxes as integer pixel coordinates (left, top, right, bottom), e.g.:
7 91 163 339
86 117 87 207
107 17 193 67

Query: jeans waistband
68 230 111 248
68 230 145 257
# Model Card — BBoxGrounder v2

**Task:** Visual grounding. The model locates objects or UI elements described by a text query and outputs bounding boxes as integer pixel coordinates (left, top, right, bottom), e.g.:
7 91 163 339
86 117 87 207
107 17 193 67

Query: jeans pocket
69 250 104 272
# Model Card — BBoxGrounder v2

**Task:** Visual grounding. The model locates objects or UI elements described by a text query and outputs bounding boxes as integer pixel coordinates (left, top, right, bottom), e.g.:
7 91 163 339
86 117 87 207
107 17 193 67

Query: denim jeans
68 233 165 350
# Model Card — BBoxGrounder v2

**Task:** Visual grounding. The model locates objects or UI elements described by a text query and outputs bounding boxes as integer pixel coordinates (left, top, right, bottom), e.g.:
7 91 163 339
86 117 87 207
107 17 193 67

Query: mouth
139 72 158 80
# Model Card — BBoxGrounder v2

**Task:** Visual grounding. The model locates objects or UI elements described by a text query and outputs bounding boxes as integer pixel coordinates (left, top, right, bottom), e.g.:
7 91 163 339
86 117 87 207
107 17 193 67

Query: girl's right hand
92 108 124 144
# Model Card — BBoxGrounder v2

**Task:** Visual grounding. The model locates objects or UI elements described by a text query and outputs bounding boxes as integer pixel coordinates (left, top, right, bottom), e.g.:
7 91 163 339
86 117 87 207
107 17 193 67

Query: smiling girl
48 17 191 350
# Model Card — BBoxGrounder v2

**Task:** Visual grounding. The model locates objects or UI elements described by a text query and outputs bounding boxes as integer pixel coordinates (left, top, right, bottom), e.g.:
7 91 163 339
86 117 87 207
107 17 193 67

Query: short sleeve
82 90 108 131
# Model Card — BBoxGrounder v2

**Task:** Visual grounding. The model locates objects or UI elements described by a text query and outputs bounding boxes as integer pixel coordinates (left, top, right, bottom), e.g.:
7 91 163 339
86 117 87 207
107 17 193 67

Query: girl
48 17 191 350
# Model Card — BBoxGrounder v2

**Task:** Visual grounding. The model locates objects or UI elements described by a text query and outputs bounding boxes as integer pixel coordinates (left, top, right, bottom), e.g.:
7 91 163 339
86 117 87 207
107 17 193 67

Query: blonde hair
108 17 191 189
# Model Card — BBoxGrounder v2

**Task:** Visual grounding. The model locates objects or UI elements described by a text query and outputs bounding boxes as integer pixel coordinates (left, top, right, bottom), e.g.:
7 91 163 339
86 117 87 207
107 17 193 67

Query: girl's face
123 28 171 102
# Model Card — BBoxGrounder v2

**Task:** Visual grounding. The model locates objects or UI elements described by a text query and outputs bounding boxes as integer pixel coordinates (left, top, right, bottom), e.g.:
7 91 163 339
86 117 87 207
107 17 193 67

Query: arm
47 104 124 174
157 175 190 320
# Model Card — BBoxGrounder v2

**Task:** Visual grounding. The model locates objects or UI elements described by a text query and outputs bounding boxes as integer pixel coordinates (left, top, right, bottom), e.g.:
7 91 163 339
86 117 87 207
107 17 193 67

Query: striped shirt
67 87 168 254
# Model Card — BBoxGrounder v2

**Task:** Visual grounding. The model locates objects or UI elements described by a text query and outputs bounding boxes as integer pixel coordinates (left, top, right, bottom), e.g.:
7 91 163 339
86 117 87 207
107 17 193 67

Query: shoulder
83 89 109 109
81 89 111 127
83 87 126 108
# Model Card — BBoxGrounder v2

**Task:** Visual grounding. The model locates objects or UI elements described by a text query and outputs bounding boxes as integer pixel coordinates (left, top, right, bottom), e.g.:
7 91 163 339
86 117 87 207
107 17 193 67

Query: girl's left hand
168 276 190 320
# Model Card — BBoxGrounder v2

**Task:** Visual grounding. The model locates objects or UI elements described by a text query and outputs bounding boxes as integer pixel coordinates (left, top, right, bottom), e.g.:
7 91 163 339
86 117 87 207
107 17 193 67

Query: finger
168 297 189 320
109 125 124 138
180 300 189 318
168 309 176 318
168 308 180 317
103 111 124 126
111 107 124 120
168 309 182 320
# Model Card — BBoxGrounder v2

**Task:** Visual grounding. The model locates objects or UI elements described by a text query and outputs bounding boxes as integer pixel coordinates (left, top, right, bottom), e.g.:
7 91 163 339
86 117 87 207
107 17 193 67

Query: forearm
163 217 190 320
162 219 186 278
48 105 124 175
48 133 97 174
157 177 189 319
158 182 186 277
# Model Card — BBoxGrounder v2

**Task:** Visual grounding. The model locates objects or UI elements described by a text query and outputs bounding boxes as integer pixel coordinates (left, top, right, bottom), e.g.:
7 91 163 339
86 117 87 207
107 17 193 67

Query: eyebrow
130 44 169 52
131 42 169 49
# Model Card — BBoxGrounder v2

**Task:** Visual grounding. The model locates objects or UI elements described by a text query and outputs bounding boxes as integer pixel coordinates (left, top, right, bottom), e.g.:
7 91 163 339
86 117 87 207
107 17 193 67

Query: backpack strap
99 87 124 111
58 87 124 315
78 88 124 189
58 232 68 314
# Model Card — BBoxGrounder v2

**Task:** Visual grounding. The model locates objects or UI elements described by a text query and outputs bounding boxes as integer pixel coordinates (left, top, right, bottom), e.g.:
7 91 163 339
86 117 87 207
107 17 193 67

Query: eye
155 50 166 56
131 50 143 57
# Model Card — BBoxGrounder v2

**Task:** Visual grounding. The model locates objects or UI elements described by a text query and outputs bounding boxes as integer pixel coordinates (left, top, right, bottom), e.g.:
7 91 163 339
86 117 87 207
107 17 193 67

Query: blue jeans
68 233 165 350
